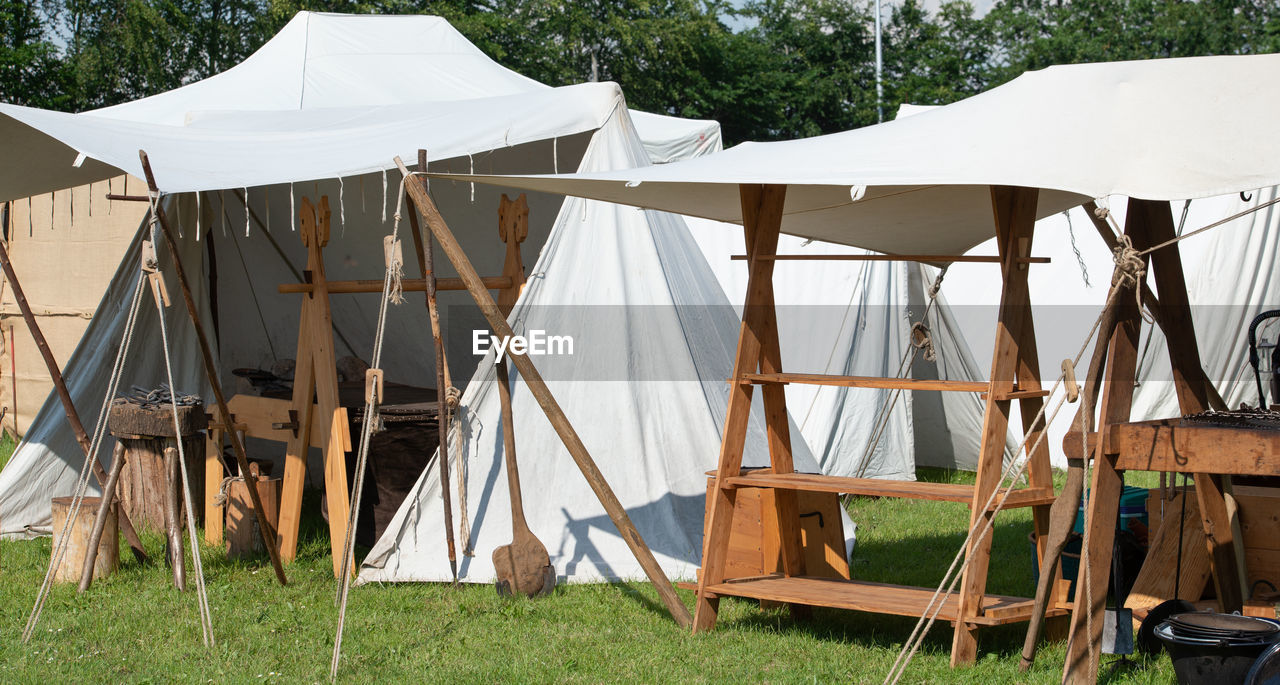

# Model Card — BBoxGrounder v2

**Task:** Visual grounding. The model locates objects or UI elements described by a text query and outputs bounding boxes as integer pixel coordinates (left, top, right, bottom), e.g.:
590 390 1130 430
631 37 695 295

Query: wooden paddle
492 357 556 597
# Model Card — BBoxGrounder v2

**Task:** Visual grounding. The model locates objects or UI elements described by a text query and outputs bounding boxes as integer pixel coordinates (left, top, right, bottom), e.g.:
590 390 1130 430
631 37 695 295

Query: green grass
0 429 16 472
0 458 1177 683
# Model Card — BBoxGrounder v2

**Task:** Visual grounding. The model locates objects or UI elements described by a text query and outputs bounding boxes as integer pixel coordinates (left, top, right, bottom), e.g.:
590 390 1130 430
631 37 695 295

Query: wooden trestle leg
275 197 353 577
951 186 1042 665
1063 198 1240 683
694 184 805 632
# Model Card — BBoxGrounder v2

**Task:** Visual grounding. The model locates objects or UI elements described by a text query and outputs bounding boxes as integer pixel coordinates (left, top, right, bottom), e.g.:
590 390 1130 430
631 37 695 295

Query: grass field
0 443 1178 683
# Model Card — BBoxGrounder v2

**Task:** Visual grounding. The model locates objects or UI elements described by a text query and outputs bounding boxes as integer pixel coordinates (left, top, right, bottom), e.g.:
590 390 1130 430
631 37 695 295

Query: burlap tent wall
0 178 145 436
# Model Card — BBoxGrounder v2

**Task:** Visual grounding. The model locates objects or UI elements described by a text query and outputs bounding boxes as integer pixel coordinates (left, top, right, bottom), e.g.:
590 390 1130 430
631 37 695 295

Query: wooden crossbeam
278 277 511 294
729 254 1050 263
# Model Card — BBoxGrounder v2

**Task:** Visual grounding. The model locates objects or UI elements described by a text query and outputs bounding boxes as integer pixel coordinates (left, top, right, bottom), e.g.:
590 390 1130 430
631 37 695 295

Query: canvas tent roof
0 12 718 200
431 53 1280 256
0 12 828 588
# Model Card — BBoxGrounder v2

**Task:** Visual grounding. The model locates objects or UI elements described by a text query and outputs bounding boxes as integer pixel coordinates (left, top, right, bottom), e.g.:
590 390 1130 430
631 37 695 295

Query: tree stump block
109 399 207 532
226 464 282 560
50 496 117 583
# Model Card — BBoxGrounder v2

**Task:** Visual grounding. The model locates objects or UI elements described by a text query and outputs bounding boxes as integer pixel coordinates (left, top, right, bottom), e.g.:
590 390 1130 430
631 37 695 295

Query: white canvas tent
0 12 840 591
690 222 999 480
441 56 1280 459
446 53 1280 255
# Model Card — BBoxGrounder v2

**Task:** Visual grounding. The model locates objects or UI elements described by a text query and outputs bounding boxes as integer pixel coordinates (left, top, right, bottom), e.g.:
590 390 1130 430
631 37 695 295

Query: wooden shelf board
722 471 1055 509
703 575 1047 625
740 373 987 393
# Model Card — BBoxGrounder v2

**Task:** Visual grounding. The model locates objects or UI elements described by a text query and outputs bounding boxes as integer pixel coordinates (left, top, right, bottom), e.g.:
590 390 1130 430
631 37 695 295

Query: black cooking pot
1156 615 1280 685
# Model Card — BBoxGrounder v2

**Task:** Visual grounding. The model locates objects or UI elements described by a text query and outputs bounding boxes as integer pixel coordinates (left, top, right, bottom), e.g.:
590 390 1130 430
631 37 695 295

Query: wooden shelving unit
694 184 1061 667
704 575 1060 625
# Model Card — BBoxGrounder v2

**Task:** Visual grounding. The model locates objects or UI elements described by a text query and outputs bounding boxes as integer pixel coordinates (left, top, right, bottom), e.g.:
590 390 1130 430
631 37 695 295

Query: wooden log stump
109 399 207 532
50 496 118 583
226 464 282 560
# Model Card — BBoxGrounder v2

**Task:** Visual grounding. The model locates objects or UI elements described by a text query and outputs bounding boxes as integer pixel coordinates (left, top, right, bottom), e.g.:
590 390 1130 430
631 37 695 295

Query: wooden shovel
492 357 555 597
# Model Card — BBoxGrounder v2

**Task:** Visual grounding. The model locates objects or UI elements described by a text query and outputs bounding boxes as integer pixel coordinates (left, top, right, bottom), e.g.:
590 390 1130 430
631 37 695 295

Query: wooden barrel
50 496 118 583
226 476 282 559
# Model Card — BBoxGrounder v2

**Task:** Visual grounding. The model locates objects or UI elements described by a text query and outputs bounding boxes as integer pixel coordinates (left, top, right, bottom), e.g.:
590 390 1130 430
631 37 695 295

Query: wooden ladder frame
694 184 1061 666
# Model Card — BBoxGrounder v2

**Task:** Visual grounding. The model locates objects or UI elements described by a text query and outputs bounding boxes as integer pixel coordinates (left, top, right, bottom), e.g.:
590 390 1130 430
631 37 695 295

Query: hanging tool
1247 310 1280 407
492 357 555 598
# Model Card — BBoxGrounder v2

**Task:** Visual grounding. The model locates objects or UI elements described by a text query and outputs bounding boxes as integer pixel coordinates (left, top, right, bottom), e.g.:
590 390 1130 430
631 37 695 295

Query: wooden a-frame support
1062 198 1241 684
397 156 692 628
274 196 356 577
264 189 528 577
693 185 1060 666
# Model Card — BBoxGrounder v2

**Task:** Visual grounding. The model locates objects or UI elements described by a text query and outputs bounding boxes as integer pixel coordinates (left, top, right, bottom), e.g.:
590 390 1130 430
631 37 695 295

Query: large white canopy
435 53 1280 256
0 12 718 201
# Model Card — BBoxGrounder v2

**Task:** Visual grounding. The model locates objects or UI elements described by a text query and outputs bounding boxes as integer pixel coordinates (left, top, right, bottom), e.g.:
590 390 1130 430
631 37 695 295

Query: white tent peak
0 11 718 201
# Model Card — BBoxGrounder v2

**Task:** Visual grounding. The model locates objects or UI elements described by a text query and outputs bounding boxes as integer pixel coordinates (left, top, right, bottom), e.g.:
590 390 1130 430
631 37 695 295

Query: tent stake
0 230 148 563
396 157 692 628
139 150 288 586
407 149 458 583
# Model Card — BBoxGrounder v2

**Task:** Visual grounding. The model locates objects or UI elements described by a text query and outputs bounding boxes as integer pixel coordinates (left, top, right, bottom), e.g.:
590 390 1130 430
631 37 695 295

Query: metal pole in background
875 0 884 123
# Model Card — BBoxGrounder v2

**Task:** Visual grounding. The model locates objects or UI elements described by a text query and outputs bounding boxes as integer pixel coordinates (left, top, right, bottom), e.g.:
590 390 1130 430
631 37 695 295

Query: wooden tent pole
407 149 458 582
1061 200 1151 684
0 231 148 563
396 157 692 628
1020 263 1126 669
1137 199 1242 610
139 150 287 586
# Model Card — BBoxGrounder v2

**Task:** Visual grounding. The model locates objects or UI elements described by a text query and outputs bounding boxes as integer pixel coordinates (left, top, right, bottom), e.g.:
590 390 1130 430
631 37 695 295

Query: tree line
3 0 1279 144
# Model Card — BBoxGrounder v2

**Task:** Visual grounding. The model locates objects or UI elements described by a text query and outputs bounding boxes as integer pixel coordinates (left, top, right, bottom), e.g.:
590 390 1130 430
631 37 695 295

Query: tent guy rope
20 268 146 643
884 275 1129 684
147 188 215 645
330 169 418 681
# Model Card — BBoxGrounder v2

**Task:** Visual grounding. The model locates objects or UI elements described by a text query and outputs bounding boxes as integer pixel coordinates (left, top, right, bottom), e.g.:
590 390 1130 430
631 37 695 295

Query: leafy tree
738 0 878 138
883 0 990 111
0 0 72 108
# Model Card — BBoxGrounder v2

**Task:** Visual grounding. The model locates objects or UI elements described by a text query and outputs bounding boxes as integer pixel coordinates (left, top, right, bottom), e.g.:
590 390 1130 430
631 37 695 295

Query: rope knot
910 321 936 362
928 265 948 300
1093 205 1110 220
445 386 462 409
1110 234 1145 288
1110 234 1153 322
211 475 243 507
